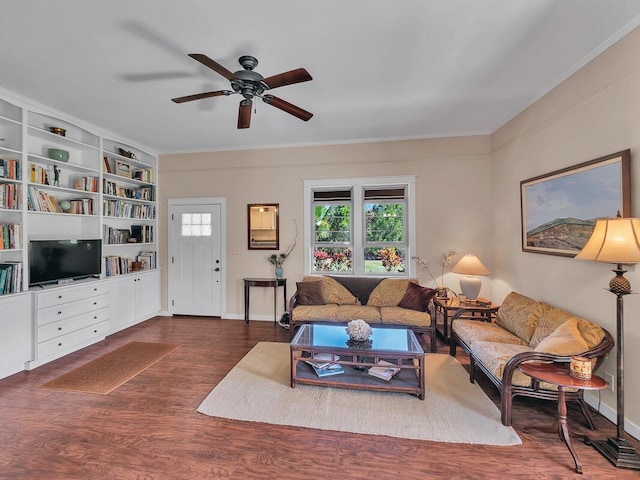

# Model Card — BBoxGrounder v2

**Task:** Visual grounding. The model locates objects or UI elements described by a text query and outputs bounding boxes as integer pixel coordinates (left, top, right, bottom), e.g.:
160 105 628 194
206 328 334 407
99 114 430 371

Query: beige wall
491 26 640 432
158 136 493 319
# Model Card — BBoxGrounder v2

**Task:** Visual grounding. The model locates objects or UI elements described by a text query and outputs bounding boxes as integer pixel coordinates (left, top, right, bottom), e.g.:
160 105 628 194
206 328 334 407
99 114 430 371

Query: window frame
304 175 416 276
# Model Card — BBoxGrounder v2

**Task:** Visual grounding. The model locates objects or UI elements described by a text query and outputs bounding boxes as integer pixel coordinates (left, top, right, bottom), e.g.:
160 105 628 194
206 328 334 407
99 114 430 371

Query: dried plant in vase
413 250 458 298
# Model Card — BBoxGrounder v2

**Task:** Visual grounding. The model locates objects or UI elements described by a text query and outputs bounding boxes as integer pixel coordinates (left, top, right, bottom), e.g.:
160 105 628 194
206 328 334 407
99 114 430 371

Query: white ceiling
2 1 640 154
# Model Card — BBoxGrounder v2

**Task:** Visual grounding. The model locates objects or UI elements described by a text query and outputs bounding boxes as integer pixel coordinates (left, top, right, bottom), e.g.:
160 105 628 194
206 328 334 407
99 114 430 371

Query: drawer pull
58 343 62 347
93 316 98 319
58 295 62 299
94 329 98 333
58 311 62 315
57 327 62 331
93 302 97 305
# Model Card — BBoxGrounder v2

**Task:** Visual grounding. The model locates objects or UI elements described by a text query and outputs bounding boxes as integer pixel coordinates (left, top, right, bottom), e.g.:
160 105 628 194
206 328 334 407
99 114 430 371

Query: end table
519 362 607 474
431 296 499 342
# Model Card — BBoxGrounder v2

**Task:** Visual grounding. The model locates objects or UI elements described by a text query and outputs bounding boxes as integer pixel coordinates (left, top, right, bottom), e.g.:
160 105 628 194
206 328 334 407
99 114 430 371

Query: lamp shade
451 254 489 300
451 254 490 276
575 218 640 264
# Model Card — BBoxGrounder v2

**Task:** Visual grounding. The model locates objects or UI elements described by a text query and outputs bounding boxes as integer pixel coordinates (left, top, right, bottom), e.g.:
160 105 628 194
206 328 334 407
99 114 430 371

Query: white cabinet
28 280 110 369
108 270 160 334
0 292 30 378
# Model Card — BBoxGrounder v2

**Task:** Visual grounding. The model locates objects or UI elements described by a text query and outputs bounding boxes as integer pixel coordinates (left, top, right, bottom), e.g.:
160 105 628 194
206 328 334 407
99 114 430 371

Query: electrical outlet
604 371 615 392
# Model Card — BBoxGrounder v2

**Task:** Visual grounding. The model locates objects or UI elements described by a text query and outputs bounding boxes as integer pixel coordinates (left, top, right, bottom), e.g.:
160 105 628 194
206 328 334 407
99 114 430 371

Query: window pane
313 247 352 272
202 224 212 236
202 213 211 224
182 213 192 225
364 247 406 273
192 225 202 236
192 213 201 224
182 225 192 236
365 203 404 242
314 204 350 243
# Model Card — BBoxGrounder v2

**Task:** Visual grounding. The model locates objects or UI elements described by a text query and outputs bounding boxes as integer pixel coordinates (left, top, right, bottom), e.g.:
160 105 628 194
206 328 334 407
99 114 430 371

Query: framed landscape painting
520 149 631 257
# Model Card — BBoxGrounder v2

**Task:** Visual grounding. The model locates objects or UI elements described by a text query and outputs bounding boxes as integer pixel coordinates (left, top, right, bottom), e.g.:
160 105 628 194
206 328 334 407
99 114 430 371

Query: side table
432 296 499 342
519 362 607 474
243 278 287 325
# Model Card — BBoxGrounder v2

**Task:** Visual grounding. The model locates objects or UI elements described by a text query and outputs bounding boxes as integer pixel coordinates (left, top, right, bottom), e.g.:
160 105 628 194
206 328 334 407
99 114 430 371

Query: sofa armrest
502 328 614 388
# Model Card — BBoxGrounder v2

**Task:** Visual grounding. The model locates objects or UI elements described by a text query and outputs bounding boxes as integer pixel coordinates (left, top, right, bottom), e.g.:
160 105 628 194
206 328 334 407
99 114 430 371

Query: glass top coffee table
290 323 425 399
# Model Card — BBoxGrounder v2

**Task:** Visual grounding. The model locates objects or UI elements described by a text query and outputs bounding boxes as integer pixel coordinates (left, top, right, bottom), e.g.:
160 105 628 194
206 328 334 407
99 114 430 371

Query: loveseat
289 276 437 352
449 291 614 426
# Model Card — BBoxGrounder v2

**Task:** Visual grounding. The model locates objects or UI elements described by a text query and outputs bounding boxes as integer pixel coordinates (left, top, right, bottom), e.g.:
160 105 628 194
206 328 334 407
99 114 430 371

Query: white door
169 203 222 316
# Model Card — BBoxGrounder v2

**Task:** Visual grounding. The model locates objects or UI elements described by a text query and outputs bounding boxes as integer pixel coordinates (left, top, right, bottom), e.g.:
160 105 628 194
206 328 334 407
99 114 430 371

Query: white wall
491 26 640 435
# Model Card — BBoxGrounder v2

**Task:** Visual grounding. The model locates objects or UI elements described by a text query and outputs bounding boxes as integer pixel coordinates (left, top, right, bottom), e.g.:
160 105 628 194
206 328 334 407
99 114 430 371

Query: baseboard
585 391 640 441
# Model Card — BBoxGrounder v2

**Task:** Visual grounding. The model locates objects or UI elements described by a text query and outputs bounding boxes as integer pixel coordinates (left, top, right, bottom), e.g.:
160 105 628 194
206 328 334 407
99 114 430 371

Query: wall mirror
248 203 279 250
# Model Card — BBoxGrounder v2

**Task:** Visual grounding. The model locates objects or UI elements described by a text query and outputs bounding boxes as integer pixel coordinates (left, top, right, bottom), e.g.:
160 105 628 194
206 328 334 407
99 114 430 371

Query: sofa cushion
380 306 431 327
534 318 589 356
296 281 325 305
291 304 339 322
302 276 358 305
529 303 605 349
334 305 382 323
367 278 417 307
452 319 528 346
495 292 544 343
398 282 437 311
469 341 534 387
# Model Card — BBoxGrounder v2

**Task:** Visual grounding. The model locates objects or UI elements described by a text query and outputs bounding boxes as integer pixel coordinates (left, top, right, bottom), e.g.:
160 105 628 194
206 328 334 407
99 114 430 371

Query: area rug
42 341 181 394
197 342 521 445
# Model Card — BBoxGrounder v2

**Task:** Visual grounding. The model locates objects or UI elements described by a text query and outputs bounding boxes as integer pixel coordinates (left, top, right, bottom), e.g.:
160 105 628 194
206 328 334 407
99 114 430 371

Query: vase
275 267 283 279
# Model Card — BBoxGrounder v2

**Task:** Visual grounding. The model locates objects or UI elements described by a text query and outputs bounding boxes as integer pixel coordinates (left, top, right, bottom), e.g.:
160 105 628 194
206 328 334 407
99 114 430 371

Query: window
305 176 415 276
181 213 212 237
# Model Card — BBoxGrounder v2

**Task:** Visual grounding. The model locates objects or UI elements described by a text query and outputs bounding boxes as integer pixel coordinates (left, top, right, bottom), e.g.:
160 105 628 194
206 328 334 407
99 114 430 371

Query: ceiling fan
171 54 313 129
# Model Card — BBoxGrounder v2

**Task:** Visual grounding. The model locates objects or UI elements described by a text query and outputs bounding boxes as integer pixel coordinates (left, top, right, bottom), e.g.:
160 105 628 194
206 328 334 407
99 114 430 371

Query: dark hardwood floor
1 317 638 479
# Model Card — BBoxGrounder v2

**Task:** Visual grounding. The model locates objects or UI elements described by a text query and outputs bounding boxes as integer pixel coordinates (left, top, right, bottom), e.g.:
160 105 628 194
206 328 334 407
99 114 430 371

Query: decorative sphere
59 200 72 212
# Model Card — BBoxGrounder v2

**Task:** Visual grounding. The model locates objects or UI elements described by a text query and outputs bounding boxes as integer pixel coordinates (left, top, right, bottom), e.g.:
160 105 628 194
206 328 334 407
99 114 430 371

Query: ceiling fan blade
263 95 313 121
188 53 234 80
171 90 228 103
261 68 312 90
238 99 252 129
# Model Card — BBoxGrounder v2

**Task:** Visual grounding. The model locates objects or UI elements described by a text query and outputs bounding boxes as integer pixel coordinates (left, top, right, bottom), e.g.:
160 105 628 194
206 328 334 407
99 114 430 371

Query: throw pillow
367 278 418 307
296 281 325 305
398 282 438 311
495 292 544 343
534 318 589 356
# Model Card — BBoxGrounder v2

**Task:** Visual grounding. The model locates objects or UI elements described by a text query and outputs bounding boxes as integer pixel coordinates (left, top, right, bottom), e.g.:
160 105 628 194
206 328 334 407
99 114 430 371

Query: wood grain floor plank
1 316 638 479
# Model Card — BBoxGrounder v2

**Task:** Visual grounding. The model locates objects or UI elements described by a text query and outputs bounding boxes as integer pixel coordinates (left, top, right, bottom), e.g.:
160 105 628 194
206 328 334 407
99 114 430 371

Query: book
368 360 401 381
311 363 344 377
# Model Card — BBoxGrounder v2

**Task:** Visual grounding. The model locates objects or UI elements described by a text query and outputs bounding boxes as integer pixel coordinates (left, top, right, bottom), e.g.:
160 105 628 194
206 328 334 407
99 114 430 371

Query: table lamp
450 254 489 300
575 215 640 470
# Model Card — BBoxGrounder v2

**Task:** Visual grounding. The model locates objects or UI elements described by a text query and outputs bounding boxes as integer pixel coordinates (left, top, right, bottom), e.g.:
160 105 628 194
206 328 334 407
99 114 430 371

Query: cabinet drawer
37 308 108 343
36 320 108 360
37 294 109 326
36 282 109 309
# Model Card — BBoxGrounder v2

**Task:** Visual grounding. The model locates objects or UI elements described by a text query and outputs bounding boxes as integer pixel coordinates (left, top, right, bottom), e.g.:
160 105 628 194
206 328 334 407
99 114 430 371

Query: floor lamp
575 216 640 470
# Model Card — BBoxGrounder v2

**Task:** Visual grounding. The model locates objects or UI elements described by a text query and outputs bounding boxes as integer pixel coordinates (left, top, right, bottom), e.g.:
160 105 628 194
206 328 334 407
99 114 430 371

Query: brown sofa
450 291 614 427
289 276 437 352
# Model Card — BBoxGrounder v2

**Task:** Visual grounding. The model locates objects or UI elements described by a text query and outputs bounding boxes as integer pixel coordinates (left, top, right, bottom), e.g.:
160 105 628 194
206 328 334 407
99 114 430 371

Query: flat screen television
29 239 102 286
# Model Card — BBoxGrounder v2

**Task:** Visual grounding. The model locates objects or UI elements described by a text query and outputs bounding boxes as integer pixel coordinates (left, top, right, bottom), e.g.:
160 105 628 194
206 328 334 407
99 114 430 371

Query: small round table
519 362 607 474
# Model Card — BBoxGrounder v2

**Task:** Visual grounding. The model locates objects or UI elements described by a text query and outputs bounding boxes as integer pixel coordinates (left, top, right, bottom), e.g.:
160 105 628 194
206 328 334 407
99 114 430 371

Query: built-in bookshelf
101 138 157 277
0 97 24 296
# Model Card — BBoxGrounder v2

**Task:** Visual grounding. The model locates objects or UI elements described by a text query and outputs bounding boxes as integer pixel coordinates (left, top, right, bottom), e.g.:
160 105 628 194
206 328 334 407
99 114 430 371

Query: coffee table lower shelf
291 354 425 399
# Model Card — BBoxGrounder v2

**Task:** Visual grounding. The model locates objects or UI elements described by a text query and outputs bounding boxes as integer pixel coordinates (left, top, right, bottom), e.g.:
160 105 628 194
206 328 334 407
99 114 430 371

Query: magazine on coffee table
368 360 400 381
305 353 343 376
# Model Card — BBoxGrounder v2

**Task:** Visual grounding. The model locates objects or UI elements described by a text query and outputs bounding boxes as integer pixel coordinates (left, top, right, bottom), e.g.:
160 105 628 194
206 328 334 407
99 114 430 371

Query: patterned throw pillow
398 282 438 311
302 276 357 305
367 278 417 307
495 292 544 343
534 318 589 355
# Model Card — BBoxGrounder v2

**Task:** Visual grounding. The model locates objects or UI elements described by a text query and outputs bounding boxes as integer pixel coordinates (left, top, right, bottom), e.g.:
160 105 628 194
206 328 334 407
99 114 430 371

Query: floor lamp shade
576 216 640 470
451 254 489 300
